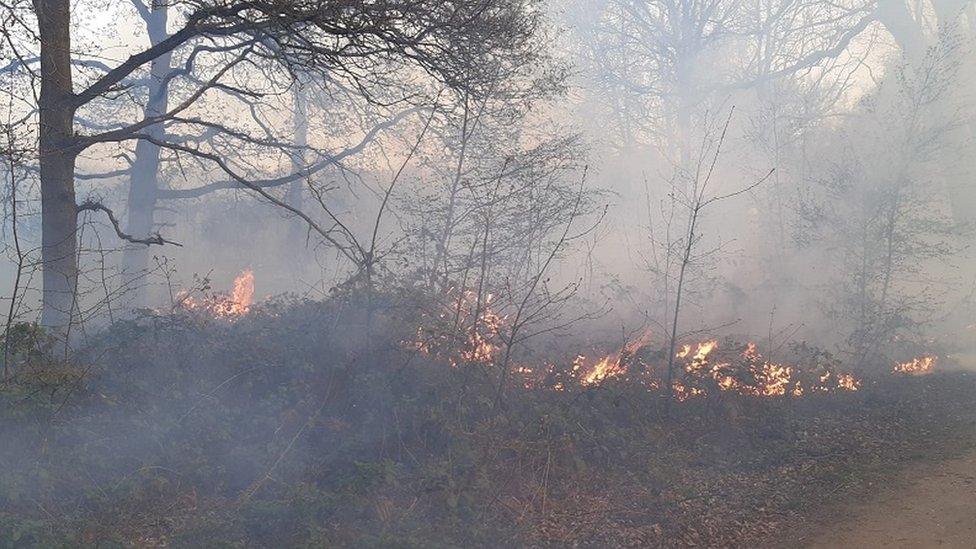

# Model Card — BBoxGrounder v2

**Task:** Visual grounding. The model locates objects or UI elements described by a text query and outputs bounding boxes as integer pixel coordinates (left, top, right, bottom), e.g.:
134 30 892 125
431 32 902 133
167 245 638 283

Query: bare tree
796 35 970 368
566 0 873 161
2 0 558 333
648 110 772 398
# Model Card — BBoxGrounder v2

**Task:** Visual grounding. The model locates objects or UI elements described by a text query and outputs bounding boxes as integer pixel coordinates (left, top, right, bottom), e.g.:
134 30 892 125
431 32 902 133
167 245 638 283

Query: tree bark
36 0 79 331
121 0 172 308
946 123 976 226
285 84 308 244
876 0 926 62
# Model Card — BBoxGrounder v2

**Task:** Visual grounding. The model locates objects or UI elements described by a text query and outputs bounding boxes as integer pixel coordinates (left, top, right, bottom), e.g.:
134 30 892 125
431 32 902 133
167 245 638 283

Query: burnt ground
530 372 976 548
1 303 975 547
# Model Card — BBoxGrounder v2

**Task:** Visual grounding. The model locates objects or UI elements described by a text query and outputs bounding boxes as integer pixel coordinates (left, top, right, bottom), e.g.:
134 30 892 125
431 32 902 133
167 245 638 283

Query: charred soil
1 296 975 547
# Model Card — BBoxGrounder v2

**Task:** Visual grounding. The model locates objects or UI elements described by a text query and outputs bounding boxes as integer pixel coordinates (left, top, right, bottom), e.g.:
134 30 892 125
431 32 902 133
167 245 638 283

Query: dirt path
806 451 976 548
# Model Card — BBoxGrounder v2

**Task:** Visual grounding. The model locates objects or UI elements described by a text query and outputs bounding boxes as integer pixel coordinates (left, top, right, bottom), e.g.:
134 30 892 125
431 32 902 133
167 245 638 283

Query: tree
795 33 969 367
872 0 976 226
7 0 557 333
118 0 174 303
642 110 771 399
565 0 873 163
114 1 421 307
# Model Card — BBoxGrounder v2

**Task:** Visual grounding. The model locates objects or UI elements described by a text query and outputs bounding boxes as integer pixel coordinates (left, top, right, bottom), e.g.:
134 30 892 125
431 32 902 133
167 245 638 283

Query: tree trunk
946 122 976 227
121 1 171 308
876 0 927 61
285 85 308 243
36 0 79 331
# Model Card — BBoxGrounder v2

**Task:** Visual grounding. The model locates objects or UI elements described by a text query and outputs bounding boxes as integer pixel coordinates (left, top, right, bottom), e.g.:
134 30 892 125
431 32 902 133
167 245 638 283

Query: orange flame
581 329 654 385
893 356 936 376
211 270 254 318
408 289 505 367
409 298 874 401
177 269 255 320
582 355 622 385
674 340 859 398
837 373 861 391
230 270 255 315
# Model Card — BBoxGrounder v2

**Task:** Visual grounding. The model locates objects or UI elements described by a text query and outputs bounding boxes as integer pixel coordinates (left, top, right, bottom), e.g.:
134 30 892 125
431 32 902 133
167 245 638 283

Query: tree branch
156 107 423 199
77 200 182 247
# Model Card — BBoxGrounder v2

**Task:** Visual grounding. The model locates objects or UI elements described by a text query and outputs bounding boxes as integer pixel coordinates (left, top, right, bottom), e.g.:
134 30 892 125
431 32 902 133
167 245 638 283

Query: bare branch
76 199 182 247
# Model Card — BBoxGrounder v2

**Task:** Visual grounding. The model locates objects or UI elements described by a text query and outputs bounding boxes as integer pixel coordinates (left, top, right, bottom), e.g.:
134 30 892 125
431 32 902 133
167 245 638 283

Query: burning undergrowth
403 289 937 403
0 289 972 547
542 337 864 400
172 269 256 320
893 355 938 376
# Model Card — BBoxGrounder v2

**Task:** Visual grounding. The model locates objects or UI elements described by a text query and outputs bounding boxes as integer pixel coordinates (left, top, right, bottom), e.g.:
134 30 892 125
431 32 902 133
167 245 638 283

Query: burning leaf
675 340 860 399
893 356 936 376
837 373 861 391
408 289 505 367
582 355 622 385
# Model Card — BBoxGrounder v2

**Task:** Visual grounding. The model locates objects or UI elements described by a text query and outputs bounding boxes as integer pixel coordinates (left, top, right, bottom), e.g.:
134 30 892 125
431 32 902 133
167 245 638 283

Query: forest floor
785 356 976 549
3 304 976 547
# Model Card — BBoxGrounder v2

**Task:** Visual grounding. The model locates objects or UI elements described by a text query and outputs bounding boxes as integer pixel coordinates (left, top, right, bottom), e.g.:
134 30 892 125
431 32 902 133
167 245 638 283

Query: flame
672 380 704 402
582 355 622 385
581 329 654 385
458 294 503 365
408 295 875 401
175 290 200 312
177 269 255 320
229 270 255 315
837 373 861 391
624 329 656 356
756 362 794 396
743 341 760 360
673 340 859 398
210 270 254 318
893 356 936 376
692 341 718 373
408 289 505 367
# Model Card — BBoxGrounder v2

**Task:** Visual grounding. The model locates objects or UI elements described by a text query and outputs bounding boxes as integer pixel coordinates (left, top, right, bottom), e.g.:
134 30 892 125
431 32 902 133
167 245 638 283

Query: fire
673 340 858 398
755 362 794 396
742 341 760 360
694 340 718 363
686 340 717 371
580 329 654 385
408 291 877 402
582 355 622 385
672 380 704 402
893 356 936 376
408 289 505 368
837 373 861 391
458 293 503 366
676 345 691 359
177 270 255 320
223 270 255 316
